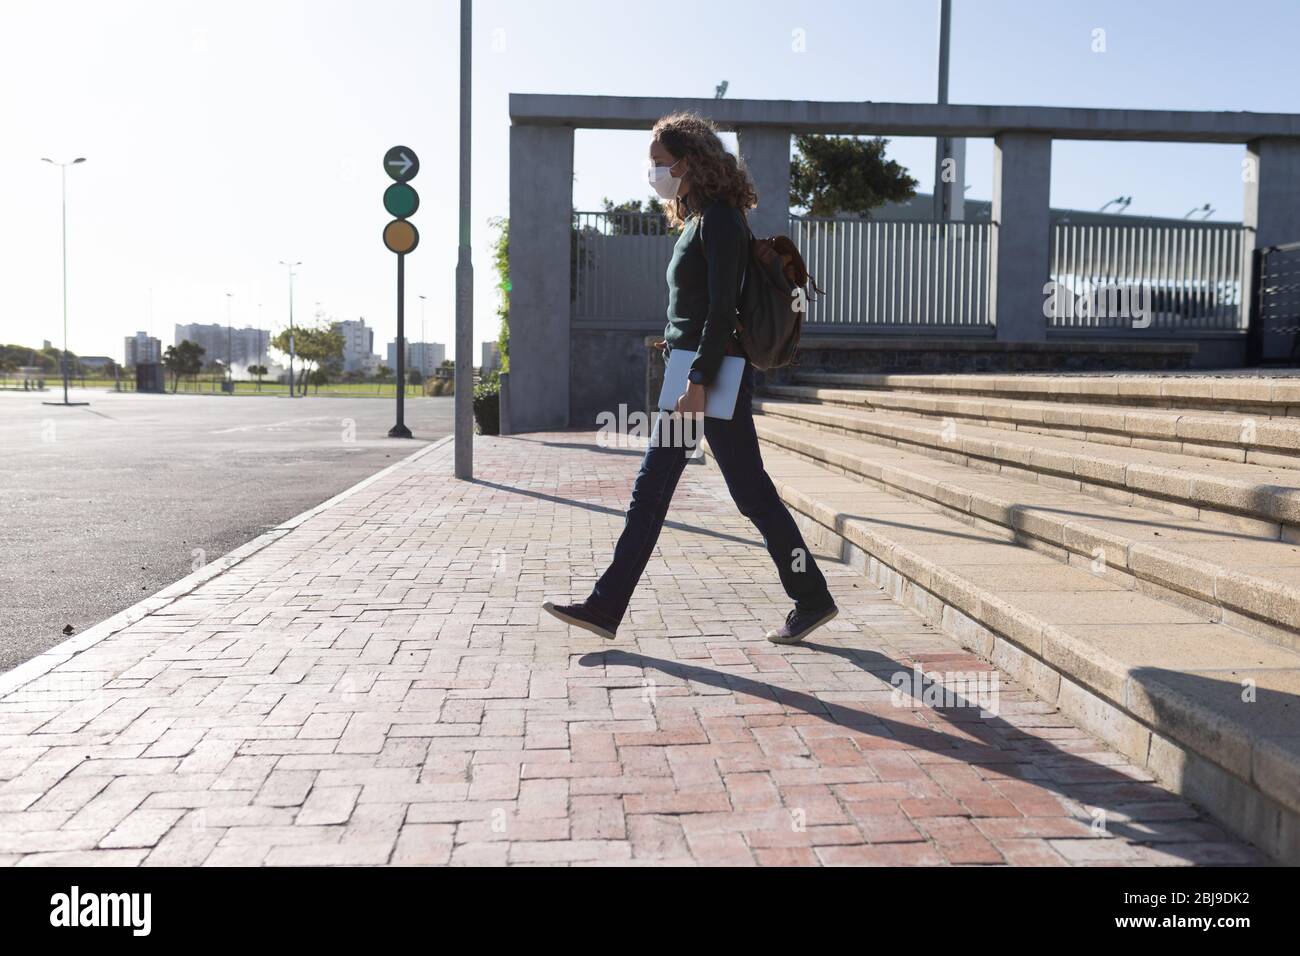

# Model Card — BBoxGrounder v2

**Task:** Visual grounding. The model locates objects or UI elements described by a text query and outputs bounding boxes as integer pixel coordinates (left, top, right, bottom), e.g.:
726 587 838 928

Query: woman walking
544 112 837 645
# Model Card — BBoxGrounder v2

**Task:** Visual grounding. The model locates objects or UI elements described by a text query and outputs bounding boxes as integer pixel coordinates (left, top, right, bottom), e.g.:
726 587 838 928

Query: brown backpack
735 216 823 370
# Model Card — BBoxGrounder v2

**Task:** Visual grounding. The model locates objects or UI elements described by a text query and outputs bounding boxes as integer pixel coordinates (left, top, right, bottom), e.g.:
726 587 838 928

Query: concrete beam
736 127 791 238
511 94 1300 144
990 132 1052 343
507 124 574 432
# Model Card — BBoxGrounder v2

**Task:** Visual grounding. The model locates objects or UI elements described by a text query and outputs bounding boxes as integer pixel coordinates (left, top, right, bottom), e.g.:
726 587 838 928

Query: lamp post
419 294 427 378
279 261 301 397
454 0 473 479
40 156 88 407
225 292 233 392
931 0 964 222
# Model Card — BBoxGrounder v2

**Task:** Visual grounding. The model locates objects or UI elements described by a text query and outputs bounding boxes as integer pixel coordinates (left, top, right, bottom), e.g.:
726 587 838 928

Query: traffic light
383 145 420 255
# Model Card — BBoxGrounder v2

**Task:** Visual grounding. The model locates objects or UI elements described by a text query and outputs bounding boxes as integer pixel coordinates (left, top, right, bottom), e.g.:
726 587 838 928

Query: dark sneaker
542 601 618 640
765 604 838 645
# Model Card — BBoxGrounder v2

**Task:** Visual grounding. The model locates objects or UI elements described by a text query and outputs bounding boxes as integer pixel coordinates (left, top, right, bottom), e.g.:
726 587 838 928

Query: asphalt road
0 387 453 673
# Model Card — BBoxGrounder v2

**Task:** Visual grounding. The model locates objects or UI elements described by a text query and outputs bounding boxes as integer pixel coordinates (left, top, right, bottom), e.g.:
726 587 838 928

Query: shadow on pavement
577 643 1262 864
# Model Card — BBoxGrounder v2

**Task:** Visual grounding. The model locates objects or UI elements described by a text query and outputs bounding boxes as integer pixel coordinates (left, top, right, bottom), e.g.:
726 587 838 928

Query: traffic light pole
381 145 419 436
389 253 412 438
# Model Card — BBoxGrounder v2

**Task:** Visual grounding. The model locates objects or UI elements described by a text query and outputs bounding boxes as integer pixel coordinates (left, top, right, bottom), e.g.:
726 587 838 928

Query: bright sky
3 0 1296 363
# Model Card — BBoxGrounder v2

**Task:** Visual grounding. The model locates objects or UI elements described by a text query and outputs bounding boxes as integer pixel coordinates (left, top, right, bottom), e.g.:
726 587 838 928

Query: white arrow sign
386 151 414 176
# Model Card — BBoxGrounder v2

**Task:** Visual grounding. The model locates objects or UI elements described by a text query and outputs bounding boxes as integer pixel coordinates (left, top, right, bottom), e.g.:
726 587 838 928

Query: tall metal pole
59 162 69 404
280 260 300 398
41 156 86 407
454 0 474 479
419 294 427 378
289 274 295 396
932 0 953 222
225 292 233 391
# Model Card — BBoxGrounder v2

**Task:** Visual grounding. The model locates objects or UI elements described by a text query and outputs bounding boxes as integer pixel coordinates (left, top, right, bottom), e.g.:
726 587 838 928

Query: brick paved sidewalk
0 433 1267 865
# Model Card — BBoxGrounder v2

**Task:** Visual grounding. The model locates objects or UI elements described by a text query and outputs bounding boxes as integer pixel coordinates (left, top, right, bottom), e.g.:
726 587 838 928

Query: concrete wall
570 329 657 428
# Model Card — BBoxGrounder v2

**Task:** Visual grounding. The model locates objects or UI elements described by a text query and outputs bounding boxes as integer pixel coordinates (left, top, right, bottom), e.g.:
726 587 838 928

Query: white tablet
656 349 746 421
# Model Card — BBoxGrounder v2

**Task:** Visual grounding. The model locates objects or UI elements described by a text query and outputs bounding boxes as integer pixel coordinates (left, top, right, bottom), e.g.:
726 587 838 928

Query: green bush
473 377 500 435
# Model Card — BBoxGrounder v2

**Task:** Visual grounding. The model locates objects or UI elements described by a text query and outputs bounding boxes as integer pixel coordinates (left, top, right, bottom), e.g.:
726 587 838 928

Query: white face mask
648 160 683 200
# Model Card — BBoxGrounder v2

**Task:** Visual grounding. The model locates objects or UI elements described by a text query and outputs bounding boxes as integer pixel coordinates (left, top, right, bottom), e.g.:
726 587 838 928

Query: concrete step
786 370 1300 418
763 382 1300 468
752 396 1300 535
711 438 1300 863
751 412 1300 649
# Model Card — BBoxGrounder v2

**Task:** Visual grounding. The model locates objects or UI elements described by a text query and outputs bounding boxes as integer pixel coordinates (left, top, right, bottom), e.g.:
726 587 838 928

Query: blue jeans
586 364 833 628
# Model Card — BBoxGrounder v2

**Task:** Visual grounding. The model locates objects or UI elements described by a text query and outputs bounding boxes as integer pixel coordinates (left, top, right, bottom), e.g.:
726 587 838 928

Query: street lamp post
225 292 233 393
454 0 473 479
419 294 427 378
40 156 88 407
279 261 301 398
931 0 964 222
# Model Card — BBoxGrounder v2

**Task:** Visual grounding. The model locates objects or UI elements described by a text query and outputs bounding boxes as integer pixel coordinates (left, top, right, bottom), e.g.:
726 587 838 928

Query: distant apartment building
387 340 445 376
174 323 269 368
481 341 501 372
334 318 378 374
124 331 162 367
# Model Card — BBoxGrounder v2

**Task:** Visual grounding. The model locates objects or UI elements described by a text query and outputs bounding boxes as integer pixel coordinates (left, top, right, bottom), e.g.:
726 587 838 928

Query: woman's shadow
577 642 1267 865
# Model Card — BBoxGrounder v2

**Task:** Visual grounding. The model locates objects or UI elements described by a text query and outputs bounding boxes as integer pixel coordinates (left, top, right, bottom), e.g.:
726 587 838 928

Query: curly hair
652 112 758 228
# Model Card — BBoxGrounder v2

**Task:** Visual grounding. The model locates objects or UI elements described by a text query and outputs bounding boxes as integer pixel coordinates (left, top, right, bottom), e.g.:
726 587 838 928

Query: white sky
2 0 1296 363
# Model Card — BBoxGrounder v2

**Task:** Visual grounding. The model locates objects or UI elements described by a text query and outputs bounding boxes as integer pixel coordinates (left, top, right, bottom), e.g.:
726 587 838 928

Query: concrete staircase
738 371 1300 863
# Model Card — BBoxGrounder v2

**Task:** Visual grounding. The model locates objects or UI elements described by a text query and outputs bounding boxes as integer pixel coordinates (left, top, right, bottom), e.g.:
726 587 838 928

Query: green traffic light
384 182 419 219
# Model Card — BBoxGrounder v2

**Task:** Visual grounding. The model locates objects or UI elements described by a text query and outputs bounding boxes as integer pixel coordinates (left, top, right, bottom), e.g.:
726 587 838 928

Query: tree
248 364 268 392
599 197 670 235
489 216 510 374
162 340 204 393
0 344 53 372
271 321 343 395
790 134 918 218
301 324 343 393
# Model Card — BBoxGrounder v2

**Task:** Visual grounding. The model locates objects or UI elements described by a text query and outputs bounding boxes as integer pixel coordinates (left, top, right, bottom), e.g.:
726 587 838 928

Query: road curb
0 434 454 700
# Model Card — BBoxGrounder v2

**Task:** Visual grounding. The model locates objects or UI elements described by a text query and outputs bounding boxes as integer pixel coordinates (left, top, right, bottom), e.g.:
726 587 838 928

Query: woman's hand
675 382 706 415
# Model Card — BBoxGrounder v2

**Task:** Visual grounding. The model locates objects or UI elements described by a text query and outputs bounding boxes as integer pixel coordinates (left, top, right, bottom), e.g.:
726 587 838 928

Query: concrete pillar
736 127 791 237
1244 138 1300 249
1243 137 1300 361
507 123 574 432
990 132 1052 342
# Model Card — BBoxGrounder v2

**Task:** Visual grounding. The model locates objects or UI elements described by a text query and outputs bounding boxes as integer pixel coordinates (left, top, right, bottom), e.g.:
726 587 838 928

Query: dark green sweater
663 198 748 385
